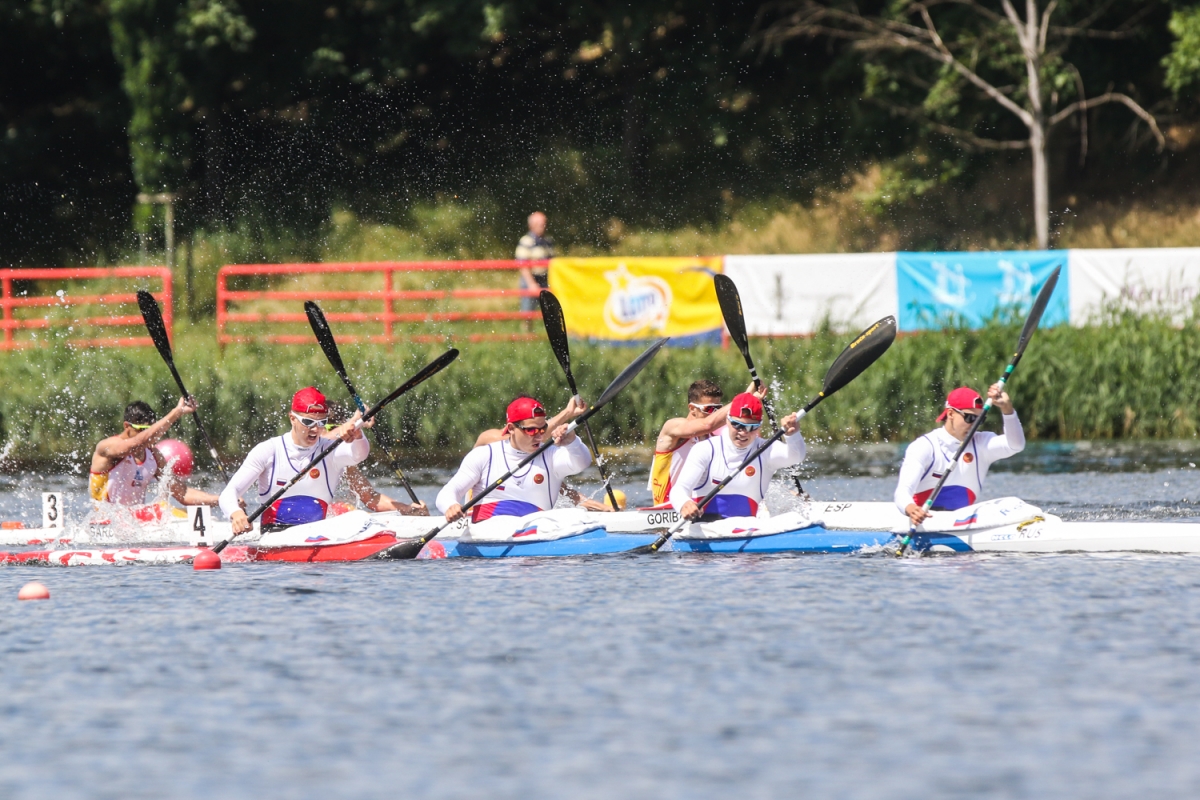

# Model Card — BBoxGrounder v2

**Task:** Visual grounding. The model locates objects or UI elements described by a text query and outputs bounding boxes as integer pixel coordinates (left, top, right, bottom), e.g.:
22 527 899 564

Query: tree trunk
1030 118 1049 249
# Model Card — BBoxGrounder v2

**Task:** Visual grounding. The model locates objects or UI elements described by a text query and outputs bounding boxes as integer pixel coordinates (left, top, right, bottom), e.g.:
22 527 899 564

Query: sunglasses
293 415 328 429
128 423 152 431
729 419 761 432
954 409 980 424
690 402 722 415
516 424 548 435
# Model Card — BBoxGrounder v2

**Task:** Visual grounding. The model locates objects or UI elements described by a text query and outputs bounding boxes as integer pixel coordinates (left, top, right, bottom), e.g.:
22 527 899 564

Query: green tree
754 0 1166 249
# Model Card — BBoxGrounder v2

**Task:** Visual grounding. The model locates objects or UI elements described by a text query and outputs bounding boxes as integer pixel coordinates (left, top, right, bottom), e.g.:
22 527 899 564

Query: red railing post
160 267 173 346
216 268 228 351
2 277 12 351
383 267 394 343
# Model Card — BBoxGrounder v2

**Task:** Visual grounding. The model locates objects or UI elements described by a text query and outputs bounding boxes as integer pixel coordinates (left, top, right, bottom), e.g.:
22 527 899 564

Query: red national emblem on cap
292 386 328 414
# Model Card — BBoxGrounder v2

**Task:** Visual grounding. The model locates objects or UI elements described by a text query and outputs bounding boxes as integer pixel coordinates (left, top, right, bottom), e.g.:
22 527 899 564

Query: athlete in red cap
219 387 371 533
436 394 592 523
670 392 803 521
648 378 768 507
894 383 1025 526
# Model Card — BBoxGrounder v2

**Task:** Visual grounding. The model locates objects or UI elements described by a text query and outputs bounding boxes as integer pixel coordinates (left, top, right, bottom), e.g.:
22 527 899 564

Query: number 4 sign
188 505 213 546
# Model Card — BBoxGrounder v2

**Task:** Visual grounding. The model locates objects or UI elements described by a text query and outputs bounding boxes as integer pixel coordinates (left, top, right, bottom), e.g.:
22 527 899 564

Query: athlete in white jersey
671 393 804 520
894 384 1026 526
437 396 591 522
648 378 766 506
89 399 219 508
220 387 370 533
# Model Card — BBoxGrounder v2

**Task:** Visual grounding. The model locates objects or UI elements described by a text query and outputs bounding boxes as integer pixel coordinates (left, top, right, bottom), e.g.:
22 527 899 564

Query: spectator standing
516 211 554 326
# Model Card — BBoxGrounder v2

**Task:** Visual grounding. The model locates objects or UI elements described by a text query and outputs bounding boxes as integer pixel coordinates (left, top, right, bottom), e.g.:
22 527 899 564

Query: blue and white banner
895 251 1069 331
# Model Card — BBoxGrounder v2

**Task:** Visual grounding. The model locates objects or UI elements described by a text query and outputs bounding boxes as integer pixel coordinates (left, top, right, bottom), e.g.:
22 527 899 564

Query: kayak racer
649 379 767 506
896 384 1026 527
220 387 370 534
89 399 220 514
671 393 804 521
438 395 591 523
473 397 612 511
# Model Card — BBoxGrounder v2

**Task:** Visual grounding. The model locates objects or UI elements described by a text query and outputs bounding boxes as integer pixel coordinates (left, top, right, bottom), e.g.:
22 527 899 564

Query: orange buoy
18 581 50 601
192 549 222 570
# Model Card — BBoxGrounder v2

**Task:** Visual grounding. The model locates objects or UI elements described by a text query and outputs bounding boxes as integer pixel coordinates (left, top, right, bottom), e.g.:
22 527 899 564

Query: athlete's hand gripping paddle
207 349 459 554
136 289 230 481
539 289 621 510
714 274 809 499
895 266 1060 557
379 337 670 560
305 301 422 505
648 316 897 553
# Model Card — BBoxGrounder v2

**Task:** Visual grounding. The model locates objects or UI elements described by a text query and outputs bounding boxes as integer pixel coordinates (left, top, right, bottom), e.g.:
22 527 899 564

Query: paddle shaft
137 291 229 481
305 302 421 505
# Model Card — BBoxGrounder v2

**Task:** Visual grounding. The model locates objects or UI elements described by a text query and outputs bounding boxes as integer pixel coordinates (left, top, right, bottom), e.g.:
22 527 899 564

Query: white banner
1068 248 1200 324
723 254 898 335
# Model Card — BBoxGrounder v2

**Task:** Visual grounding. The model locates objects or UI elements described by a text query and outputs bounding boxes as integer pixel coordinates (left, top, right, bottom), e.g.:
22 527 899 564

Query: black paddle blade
1016 266 1060 356
305 301 351 378
713 274 751 358
816 316 897 401
538 290 574 381
137 289 174 365
380 538 425 560
594 337 670 409
363 348 459 422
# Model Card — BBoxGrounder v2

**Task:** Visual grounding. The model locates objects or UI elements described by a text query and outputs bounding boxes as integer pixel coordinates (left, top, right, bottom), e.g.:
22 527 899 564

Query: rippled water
1 441 1199 798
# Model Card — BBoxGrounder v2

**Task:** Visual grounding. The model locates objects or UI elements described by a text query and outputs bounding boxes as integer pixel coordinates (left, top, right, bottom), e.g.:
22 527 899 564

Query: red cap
937 387 984 421
291 387 328 415
506 397 547 424
729 392 763 423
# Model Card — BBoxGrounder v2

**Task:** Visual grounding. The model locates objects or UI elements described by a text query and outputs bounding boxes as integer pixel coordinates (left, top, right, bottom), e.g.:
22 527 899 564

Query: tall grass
2 314 1197 474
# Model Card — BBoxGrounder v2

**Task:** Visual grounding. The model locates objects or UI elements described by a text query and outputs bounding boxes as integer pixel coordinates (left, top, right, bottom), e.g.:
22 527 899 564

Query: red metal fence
216 260 548 345
0 267 172 351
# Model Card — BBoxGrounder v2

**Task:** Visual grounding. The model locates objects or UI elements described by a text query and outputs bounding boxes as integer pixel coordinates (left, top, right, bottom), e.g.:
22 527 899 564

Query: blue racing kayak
416 527 660 559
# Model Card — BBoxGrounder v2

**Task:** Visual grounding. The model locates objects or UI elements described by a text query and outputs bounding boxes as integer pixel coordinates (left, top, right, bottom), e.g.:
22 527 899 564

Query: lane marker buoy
192 549 222 570
18 582 50 601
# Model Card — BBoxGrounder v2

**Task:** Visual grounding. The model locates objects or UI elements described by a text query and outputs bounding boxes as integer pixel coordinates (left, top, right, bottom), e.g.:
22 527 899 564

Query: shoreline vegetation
5 312 1197 475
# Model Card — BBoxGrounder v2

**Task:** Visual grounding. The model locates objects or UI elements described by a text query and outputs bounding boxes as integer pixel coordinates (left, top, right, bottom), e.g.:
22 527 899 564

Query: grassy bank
2 314 1197 475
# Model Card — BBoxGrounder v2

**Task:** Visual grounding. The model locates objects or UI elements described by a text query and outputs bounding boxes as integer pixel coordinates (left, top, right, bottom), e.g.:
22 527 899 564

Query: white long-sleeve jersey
893 412 1026 513
669 429 805 519
436 437 592 522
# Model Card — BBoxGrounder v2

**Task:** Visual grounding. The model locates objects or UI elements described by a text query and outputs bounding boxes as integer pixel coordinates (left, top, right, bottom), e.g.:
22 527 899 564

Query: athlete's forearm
219 446 271 517
893 442 932 514
436 450 486 514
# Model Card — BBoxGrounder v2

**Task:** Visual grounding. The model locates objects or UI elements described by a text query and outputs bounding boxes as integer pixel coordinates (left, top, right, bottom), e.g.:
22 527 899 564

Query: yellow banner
547 257 724 343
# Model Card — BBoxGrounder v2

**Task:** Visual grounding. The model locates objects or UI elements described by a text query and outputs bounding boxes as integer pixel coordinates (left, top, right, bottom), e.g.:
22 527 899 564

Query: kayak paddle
648 315 897 553
539 289 621 510
895 266 1060 557
209 348 459 554
136 289 230 481
305 300 422 505
713 273 809 498
379 336 670 560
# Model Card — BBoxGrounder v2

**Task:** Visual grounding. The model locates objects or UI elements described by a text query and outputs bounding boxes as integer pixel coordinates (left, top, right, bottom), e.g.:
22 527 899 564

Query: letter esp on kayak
137 289 230 481
305 301 422 505
539 289 621 510
714 273 808 499
205 349 460 556
648 315 899 553
895 265 1061 557
379 336 671 560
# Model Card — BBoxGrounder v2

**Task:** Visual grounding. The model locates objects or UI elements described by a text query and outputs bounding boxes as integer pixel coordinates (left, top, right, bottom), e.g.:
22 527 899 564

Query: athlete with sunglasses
895 384 1025 526
437 395 591 524
670 393 803 522
89 398 220 510
648 379 767 506
220 387 370 534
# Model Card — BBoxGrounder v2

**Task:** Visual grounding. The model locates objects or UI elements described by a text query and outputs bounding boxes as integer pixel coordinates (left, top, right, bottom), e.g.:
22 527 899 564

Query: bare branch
1049 2 1158 40
1066 63 1088 165
1047 92 1166 151
1038 1 1057 54
870 99 1029 150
